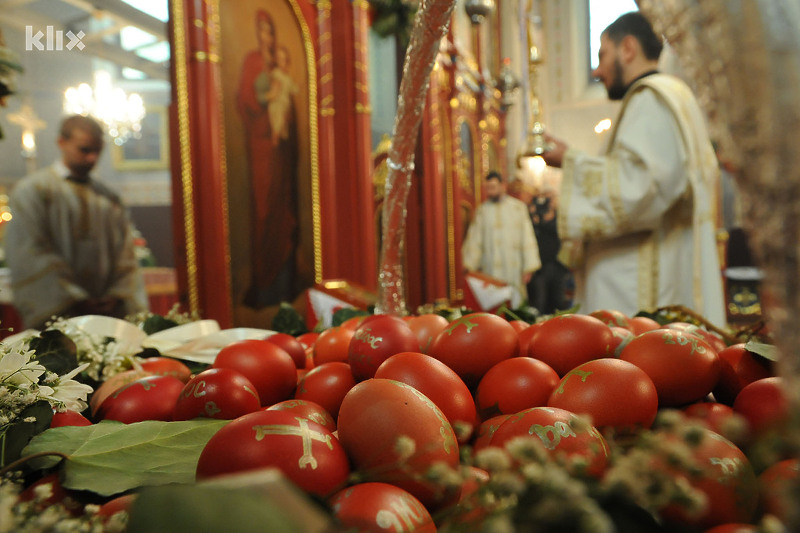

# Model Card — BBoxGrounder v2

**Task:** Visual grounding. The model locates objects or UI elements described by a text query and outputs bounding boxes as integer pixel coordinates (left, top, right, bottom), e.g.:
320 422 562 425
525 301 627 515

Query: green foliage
142 314 180 336
272 302 307 336
0 400 53 468
497 304 540 324
29 330 78 377
22 419 228 496
368 0 418 49
330 307 370 328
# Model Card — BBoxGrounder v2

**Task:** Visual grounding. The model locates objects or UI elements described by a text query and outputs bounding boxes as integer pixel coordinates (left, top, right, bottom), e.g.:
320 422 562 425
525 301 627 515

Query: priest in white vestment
5 115 148 330
542 12 726 326
462 171 541 307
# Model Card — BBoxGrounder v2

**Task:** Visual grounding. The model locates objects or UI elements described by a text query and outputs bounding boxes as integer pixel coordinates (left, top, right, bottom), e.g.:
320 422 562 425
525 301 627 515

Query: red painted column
315 0 337 281
169 0 233 326
350 0 378 289
418 64 449 304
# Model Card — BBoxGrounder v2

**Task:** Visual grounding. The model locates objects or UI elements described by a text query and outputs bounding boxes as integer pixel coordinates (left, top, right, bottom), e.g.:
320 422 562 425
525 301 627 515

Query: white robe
558 73 726 326
461 194 541 306
5 163 149 328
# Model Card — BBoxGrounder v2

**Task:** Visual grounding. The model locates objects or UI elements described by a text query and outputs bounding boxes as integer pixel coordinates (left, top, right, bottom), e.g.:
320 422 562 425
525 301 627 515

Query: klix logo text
25 26 85 51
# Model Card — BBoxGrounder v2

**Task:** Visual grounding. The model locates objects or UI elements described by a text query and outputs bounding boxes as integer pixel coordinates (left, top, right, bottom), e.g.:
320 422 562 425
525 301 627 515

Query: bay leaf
743 340 780 362
21 419 228 496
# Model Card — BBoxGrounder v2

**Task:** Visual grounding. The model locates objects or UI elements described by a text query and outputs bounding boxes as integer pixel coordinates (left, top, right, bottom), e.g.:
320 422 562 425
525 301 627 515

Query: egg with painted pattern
329 482 436 533
489 406 610 478
196 409 350 497
337 378 460 511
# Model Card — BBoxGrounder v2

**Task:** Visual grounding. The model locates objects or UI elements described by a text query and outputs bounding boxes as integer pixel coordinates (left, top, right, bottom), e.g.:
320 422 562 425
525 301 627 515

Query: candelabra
517 3 551 169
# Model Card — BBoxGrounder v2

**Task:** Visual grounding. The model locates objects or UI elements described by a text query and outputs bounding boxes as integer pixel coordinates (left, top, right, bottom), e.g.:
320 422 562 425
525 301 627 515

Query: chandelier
63 70 145 145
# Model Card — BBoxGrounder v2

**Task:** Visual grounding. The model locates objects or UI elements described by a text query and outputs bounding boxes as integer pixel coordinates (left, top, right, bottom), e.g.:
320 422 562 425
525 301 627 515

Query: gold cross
253 417 333 470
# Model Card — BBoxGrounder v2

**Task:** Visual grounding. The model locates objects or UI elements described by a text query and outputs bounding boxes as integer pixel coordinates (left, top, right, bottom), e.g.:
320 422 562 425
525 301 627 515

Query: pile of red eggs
52 310 797 532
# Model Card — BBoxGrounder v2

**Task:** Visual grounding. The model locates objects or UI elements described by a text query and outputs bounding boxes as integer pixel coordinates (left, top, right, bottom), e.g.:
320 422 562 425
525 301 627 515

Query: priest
5 115 148 329
542 11 726 326
462 170 541 308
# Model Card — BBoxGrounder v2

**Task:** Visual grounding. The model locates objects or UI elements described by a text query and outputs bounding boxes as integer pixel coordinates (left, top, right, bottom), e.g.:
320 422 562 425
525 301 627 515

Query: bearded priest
541 11 726 326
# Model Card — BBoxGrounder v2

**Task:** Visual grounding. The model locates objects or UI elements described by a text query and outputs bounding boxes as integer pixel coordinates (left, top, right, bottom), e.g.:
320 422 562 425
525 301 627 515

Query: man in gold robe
542 12 726 326
462 171 541 308
5 115 148 329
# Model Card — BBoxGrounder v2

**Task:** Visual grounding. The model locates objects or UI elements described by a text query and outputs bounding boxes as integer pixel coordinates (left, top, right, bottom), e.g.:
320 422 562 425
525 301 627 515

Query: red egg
348 315 420 382
139 356 192 383
196 409 350 497
296 332 319 350
267 399 337 432
476 357 560 419
50 409 92 428
508 320 529 334
703 524 758 533
682 402 736 437
329 482 436 533
405 313 450 354
628 315 661 335
213 339 297 406
489 406 610 478
312 327 354 365
547 358 659 430
659 428 758 530
97 375 184 423
758 458 800 522
609 326 635 356
18 473 84 516
337 378 460 510
713 344 773 405
449 466 495 528
472 414 514 452
340 315 368 331
703 525 757 533
294 361 356 419
428 312 519 387
264 332 307 369
527 314 614 376
589 308 631 329
172 367 261 421
516 322 542 358
672 323 728 354
375 351 477 444
732 376 790 437
90 368 152 416
97 494 137 522
619 329 720 407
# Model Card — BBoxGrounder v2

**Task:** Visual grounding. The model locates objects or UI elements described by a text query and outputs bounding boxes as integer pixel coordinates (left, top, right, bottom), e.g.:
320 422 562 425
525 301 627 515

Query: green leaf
0 400 54 468
555 304 581 316
743 340 781 362
330 307 370 328
142 315 180 336
497 304 540 324
271 302 307 336
127 483 333 533
29 330 78 376
21 419 229 496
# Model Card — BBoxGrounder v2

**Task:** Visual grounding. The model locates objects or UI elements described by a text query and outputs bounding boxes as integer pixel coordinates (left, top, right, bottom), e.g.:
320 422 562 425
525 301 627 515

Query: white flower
49 365 94 412
0 349 45 386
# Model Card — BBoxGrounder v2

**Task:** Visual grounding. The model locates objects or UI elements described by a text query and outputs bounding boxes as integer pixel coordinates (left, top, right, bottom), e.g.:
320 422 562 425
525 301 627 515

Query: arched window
588 0 638 71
